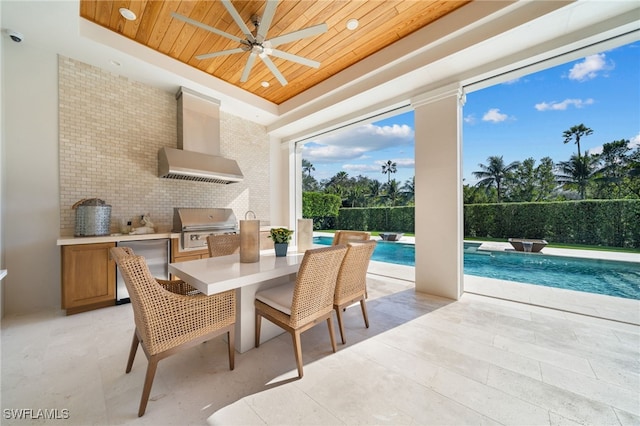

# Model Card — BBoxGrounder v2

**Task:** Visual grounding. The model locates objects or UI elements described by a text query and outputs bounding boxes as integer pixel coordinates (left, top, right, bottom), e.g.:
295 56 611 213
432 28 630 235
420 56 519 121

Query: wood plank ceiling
80 0 470 105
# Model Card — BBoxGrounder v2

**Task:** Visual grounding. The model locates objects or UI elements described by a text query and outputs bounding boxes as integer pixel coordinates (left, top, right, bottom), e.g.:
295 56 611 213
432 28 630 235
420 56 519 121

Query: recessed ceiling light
109 59 121 67
119 8 137 21
261 81 270 88
346 19 359 31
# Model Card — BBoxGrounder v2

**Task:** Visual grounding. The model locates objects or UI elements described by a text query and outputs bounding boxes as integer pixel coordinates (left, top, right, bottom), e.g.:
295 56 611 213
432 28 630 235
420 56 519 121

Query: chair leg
360 299 370 328
138 356 159 417
126 331 139 374
255 311 262 348
292 331 304 378
327 316 337 353
335 306 346 344
227 328 235 371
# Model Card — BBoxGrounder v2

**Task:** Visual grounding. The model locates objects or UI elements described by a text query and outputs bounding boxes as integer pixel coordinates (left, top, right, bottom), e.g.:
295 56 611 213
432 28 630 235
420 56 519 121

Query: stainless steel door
116 239 169 304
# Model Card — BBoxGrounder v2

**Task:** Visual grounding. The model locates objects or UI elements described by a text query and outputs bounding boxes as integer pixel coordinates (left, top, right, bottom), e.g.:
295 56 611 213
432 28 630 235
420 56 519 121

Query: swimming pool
313 236 640 300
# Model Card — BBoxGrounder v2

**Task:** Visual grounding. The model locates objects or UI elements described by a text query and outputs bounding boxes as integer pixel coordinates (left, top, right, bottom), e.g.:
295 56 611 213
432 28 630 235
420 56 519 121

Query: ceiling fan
171 0 328 86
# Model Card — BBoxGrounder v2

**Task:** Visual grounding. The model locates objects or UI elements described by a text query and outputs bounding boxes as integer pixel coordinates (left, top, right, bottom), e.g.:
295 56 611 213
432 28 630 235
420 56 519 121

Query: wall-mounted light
119 8 137 21
346 19 359 31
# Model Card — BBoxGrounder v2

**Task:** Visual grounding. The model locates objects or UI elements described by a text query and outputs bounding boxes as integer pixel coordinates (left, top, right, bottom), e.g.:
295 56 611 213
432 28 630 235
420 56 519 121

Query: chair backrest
207 234 240 257
331 230 371 246
334 240 377 303
111 245 135 262
110 247 165 353
289 245 348 327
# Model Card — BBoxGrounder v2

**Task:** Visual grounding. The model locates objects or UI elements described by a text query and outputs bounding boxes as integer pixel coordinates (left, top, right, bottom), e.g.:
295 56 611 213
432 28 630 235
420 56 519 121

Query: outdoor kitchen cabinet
61 242 116 315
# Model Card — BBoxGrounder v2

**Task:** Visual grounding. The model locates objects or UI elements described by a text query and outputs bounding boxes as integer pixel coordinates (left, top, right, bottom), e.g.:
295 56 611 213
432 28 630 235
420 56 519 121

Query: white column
412 84 465 300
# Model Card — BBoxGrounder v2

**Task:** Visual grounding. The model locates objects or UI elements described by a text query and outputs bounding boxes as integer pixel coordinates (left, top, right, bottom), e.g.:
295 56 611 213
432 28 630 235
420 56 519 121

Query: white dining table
168 249 306 353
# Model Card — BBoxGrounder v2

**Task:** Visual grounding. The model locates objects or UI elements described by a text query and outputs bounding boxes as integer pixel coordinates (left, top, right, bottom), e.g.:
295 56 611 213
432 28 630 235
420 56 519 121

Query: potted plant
269 227 294 257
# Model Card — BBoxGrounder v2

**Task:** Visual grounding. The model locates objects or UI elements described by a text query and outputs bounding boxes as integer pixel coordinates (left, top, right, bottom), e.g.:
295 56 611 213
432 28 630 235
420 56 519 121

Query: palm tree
473 155 520 202
381 160 397 184
562 124 593 160
302 159 315 177
556 153 599 199
382 179 401 206
400 176 415 204
367 180 383 206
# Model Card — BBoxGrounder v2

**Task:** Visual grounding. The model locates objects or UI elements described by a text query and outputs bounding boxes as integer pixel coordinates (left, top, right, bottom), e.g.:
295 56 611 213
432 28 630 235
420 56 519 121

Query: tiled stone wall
58 56 270 235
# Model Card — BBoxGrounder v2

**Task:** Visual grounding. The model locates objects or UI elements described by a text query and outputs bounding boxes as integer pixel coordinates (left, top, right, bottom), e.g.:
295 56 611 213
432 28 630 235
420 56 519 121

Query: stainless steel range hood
158 87 243 184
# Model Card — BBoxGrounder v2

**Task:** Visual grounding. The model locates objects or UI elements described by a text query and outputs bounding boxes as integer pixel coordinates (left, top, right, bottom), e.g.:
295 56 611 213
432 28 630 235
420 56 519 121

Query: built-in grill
173 208 238 250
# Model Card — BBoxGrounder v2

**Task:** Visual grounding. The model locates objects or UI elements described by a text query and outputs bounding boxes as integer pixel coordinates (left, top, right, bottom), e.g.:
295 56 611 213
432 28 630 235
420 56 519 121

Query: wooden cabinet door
62 242 115 314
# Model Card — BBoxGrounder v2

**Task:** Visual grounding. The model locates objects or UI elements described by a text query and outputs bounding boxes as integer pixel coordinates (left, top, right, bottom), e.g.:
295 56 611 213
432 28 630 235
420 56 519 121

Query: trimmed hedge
302 192 341 230
335 206 415 233
307 200 640 248
464 200 640 248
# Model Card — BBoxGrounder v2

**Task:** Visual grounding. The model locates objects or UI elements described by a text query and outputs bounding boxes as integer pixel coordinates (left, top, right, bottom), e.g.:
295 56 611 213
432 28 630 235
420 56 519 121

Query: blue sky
302 41 639 186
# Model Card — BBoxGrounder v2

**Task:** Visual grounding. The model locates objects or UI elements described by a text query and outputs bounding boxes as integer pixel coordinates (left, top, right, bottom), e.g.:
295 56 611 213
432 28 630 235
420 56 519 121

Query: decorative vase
274 243 288 257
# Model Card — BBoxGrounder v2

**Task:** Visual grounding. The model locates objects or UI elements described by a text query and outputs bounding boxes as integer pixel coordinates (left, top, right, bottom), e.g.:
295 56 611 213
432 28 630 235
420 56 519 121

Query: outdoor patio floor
2 270 639 425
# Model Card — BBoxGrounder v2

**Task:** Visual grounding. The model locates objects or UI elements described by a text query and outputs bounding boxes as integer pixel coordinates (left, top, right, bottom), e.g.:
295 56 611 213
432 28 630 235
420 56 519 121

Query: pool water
313 236 640 300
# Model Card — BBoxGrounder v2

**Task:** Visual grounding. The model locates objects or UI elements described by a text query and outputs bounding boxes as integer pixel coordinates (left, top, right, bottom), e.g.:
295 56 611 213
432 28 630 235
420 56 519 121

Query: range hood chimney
158 87 243 184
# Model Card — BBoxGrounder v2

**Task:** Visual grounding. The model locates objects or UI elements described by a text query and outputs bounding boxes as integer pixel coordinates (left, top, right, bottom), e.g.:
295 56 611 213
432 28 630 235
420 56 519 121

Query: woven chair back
334 240 377 304
110 248 155 348
207 234 240 257
331 230 371 246
290 245 348 327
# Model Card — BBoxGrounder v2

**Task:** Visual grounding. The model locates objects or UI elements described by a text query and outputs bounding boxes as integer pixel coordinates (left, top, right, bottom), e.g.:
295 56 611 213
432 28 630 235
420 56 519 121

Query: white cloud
535 98 594 111
568 54 612 81
302 123 414 163
482 108 508 123
464 114 476 124
342 164 379 174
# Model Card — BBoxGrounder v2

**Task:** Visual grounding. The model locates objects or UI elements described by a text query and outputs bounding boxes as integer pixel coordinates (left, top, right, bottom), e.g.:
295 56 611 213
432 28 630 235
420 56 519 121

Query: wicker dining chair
331 230 371 246
254 245 348 378
207 233 240 257
110 247 236 417
333 240 377 344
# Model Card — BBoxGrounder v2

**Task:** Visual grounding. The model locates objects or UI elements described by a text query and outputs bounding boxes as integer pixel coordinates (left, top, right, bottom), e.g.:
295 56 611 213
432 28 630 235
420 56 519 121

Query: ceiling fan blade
171 12 244 44
267 23 328 47
259 55 288 86
240 53 258 83
220 0 256 43
196 48 246 60
256 0 278 43
269 49 320 68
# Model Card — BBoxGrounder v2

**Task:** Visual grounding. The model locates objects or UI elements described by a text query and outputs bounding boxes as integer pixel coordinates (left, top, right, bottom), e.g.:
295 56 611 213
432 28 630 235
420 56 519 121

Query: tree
382 179 401 206
556 153 599 199
473 155 521 203
381 160 397 184
400 176 415 204
563 124 593 160
534 157 558 201
323 171 350 205
302 174 320 192
367 179 383 206
302 158 315 177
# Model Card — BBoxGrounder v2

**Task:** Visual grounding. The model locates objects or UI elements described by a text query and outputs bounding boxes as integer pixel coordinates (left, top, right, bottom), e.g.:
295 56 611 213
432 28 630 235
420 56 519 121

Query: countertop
56 232 179 246
57 226 281 246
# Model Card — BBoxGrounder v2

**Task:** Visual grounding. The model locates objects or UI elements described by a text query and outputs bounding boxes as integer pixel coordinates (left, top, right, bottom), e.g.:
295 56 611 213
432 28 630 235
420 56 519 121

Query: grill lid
173 208 238 232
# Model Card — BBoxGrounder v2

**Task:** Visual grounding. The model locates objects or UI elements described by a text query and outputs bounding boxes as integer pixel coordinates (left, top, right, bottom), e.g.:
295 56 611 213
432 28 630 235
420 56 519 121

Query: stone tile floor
2 272 638 425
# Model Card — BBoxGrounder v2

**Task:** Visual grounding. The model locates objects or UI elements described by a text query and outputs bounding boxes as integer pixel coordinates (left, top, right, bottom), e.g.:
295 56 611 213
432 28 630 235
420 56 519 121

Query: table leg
235 274 295 353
